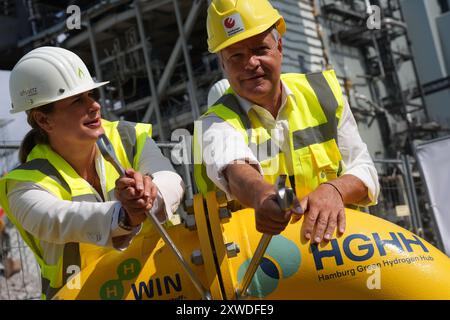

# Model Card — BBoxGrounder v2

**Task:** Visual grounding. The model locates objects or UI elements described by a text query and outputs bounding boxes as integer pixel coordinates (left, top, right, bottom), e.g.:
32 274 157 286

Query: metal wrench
96 134 212 300
237 174 296 298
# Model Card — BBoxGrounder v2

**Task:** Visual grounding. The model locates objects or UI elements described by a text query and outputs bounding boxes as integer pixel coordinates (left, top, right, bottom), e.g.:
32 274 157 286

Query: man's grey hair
270 27 281 43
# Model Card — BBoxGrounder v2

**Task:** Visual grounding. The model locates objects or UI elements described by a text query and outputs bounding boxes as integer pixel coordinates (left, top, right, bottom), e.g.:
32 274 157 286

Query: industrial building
1 0 450 299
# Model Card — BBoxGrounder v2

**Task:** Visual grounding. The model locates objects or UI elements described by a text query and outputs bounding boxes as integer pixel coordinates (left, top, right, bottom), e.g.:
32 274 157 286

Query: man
194 0 379 244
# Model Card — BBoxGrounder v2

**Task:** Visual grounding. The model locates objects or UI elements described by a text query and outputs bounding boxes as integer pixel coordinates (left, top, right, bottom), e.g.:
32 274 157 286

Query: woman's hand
114 168 158 227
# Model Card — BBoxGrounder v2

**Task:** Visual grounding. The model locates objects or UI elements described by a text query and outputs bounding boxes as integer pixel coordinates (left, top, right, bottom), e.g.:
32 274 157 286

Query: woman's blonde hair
19 103 54 164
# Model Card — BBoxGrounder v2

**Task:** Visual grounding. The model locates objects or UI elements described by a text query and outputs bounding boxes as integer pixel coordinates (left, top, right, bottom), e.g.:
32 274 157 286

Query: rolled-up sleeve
137 136 185 220
338 100 380 206
198 115 263 199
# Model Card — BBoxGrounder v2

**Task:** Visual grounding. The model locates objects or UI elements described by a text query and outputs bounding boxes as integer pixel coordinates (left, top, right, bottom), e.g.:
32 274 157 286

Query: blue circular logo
237 235 301 297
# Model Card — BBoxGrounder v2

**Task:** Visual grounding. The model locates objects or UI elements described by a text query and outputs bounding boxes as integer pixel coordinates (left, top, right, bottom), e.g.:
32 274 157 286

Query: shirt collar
234 79 294 115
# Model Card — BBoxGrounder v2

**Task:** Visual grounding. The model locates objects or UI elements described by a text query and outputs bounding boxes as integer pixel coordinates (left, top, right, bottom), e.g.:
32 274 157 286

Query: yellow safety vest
194 70 345 199
0 119 152 299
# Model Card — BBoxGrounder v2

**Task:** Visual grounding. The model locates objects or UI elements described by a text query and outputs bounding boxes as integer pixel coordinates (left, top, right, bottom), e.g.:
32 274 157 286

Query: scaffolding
318 0 438 156
15 0 222 140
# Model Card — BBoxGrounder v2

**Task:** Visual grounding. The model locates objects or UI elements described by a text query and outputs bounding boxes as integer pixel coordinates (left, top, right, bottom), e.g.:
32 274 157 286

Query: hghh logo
222 13 245 37
237 235 301 298
311 232 429 271
99 258 141 300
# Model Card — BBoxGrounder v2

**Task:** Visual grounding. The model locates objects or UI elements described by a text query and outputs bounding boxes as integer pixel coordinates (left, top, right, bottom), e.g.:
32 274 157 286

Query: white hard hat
9 46 109 114
207 78 230 107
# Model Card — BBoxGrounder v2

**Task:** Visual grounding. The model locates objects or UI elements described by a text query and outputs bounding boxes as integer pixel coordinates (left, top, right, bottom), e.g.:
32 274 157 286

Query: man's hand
114 168 158 227
292 175 369 243
253 184 303 234
293 182 345 244
224 163 303 235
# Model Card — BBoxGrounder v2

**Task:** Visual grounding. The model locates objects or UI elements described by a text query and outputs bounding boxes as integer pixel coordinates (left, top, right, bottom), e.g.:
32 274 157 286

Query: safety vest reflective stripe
0 119 152 299
15 159 71 195
249 138 281 163
9 157 98 298
40 242 80 299
194 70 344 196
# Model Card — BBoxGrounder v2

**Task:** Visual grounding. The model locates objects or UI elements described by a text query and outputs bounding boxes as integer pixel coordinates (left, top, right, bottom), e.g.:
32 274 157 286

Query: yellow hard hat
207 0 286 53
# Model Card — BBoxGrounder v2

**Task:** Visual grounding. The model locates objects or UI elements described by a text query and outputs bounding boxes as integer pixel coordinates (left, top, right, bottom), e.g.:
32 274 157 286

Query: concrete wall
401 0 447 83
436 11 450 75
273 0 325 73
401 0 450 129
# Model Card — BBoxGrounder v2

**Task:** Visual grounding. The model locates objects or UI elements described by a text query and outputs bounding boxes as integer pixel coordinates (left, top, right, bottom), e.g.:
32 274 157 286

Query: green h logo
99 258 141 300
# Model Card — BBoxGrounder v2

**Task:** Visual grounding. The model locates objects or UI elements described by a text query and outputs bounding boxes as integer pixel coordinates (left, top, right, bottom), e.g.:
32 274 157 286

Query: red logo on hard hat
224 18 235 29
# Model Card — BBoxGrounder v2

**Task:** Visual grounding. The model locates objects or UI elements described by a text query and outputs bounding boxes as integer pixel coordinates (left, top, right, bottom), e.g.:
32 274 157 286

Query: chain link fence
0 218 41 300
370 157 441 248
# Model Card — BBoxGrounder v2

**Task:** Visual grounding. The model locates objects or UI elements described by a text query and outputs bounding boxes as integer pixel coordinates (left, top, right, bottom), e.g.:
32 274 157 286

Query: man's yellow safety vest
194 70 345 199
0 119 152 299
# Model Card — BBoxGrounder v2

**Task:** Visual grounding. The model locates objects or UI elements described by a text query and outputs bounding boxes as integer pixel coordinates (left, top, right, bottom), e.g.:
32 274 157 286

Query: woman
0 46 184 299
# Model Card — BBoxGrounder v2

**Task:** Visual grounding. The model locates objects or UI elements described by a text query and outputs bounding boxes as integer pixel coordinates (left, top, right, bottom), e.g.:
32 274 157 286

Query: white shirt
198 80 379 205
6 142 184 264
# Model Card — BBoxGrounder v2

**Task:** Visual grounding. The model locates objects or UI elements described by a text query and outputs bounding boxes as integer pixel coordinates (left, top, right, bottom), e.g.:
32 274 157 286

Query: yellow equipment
54 191 450 300
206 0 286 53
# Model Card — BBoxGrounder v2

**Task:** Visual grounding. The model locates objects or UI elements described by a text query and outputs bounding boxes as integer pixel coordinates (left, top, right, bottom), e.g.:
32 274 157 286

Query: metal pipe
134 0 166 141
146 208 210 299
157 141 194 199
397 0 431 126
18 0 171 48
142 0 202 123
97 134 211 300
86 19 116 120
27 0 38 35
0 145 20 149
382 18 407 29
238 175 295 297
373 159 403 165
403 154 424 235
237 234 271 298
182 161 194 200
172 0 201 121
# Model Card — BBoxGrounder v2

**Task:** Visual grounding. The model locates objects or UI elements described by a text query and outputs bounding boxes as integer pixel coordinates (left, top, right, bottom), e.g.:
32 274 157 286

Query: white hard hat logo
20 88 37 97
77 67 84 79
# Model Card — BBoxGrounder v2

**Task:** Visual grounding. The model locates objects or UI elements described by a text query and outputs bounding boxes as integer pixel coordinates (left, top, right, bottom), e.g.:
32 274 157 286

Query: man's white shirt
198 80 379 205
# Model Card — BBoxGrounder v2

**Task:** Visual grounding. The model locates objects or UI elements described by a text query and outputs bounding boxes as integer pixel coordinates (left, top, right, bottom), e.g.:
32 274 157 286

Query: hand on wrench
115 168 157 227
97 134 211 300
253 176 303 235
238 175 302 297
